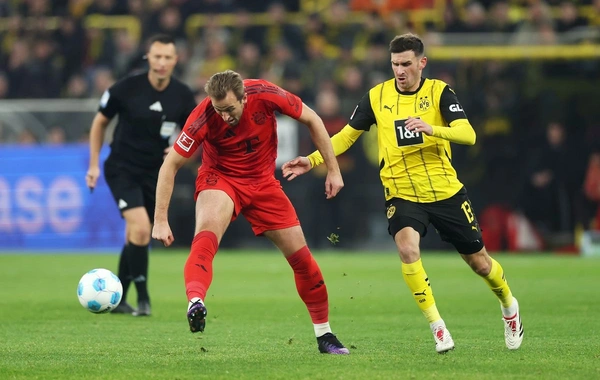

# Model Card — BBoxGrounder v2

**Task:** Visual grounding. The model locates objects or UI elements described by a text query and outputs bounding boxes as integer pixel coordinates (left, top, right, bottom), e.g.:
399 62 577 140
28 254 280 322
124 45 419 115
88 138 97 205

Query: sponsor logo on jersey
449 104 464 112
176 132 194 152
118 199 128 209
149 101 163 112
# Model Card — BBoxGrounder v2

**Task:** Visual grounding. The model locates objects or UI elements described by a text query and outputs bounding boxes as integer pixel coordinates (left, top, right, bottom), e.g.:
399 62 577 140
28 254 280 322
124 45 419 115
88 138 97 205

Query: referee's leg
122 206 153 316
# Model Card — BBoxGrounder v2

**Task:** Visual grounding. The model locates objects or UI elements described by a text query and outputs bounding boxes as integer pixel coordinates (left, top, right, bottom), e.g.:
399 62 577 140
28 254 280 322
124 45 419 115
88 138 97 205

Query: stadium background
0 0 599 254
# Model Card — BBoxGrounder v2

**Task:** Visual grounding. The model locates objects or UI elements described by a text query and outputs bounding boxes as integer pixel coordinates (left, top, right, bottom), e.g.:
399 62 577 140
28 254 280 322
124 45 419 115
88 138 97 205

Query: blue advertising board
0 144 124 251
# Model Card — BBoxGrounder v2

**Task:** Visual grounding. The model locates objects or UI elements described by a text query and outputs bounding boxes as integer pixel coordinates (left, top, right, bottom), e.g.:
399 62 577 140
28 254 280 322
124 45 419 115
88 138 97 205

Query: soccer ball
77 268 123 313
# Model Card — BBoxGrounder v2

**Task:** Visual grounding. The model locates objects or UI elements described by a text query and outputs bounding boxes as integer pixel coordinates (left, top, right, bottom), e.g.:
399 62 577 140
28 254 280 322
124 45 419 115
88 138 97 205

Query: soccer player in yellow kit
282 33 524 353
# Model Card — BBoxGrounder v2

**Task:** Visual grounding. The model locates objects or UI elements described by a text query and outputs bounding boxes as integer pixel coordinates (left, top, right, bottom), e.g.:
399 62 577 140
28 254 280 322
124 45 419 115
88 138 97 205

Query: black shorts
104 161 158 222
385 187 484 254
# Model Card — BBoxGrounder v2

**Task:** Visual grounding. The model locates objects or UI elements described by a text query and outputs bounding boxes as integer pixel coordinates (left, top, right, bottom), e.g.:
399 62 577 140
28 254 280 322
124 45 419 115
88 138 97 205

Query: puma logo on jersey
449 104 463 112
384 104 395 113
149 101 163 112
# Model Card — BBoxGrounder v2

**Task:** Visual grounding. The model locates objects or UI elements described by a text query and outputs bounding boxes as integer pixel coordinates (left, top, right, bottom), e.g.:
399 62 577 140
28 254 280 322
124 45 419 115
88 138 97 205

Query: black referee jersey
99 71 196 170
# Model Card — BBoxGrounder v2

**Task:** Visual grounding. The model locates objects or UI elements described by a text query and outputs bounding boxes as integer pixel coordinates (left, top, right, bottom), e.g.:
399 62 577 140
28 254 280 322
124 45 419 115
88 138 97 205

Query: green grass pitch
0 250 598 379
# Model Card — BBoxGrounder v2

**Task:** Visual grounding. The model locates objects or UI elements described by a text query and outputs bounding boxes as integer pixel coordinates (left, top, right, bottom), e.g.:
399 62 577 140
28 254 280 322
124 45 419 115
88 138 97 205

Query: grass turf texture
0 251 598 379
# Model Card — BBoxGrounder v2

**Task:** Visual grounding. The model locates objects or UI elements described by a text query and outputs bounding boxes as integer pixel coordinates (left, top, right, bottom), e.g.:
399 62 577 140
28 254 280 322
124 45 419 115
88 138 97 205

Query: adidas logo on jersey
118 199 128 209
149 101 163 112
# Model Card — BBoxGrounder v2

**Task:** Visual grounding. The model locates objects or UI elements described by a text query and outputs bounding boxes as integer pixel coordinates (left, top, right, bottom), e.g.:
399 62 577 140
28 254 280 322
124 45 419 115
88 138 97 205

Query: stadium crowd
0 0 599 250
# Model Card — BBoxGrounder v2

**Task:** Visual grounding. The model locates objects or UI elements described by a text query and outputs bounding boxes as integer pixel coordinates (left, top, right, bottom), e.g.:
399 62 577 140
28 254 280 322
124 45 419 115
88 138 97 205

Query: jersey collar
395 77 425 95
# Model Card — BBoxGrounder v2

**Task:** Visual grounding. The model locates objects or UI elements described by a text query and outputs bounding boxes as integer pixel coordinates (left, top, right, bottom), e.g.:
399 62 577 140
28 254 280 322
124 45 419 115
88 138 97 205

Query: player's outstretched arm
86 112 111 192
153 149 188 247
282 156 312 181
296 103 344 199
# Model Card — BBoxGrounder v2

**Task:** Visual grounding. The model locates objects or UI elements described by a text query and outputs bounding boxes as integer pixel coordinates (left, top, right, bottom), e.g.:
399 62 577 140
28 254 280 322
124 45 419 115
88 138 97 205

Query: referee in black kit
86 34 196 316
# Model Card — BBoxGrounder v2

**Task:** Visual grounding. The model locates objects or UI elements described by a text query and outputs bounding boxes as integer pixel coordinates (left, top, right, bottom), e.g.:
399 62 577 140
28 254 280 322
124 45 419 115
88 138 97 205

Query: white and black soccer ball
77 268 122 313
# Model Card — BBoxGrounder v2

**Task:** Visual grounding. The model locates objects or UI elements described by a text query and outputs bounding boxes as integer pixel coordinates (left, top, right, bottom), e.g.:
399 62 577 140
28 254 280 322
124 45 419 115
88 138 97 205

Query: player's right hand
85 166 100 192
152 222 175 247
281 156 312 181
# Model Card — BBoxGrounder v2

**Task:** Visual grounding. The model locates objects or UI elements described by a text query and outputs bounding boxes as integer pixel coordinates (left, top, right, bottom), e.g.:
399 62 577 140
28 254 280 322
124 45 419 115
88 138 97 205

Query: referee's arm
86 112 112 190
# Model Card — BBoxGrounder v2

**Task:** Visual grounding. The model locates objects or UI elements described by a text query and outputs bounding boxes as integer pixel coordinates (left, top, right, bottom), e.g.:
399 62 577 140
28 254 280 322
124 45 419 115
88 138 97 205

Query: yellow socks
402 259 441 323
483 258 514 308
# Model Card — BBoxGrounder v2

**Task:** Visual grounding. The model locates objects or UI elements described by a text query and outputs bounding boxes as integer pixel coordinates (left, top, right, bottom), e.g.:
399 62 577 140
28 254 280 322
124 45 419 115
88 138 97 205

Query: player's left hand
325 170 344 199
405 116 434 136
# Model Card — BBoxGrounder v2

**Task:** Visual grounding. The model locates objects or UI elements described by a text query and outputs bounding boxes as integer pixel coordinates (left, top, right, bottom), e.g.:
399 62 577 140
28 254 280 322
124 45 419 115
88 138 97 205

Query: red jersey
174 79 303 183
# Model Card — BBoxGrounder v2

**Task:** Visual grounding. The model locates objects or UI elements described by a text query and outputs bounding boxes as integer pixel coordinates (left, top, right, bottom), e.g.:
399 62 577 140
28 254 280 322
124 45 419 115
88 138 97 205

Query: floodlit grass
0 251 598 379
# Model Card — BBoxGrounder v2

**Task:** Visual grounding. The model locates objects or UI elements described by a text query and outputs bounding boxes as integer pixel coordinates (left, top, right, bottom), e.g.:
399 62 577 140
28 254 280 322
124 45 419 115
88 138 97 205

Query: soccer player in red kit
152 70 350 354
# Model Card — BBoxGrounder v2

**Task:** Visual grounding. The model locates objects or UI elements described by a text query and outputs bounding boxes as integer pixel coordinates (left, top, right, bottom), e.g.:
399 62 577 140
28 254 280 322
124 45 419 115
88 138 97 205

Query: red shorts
195 169 300 235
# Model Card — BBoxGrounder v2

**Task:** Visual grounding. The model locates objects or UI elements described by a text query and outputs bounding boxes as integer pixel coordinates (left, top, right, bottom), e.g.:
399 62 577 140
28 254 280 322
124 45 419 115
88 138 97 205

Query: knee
397 240 420 262
465 253 492 276
128 223 151 245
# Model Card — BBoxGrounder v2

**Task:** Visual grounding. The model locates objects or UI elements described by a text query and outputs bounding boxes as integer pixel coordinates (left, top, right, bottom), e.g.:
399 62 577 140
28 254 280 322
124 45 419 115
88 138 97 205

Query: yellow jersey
308 77 476 203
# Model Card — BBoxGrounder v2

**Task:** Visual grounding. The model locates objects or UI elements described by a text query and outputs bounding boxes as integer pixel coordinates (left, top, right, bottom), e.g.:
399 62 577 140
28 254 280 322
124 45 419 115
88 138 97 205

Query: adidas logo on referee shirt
149 101 163 112
118 199 128 209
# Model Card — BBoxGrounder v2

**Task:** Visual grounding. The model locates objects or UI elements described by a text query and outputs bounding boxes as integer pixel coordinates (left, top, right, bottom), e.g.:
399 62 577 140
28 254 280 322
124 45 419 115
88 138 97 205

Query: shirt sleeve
262 83 303 119
348 92 376 131
97 83 122 119
439 85 468 124
307 125 364 167
173 100 210 158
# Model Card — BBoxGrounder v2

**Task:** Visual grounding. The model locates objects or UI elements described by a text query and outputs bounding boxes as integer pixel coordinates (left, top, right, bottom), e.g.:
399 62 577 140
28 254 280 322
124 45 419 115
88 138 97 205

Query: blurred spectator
235 42 263 79
90 66 115 96
12 38 62 98
352 11 388 61
442 5 467 33
322 1 359 57
46 126 67 144
0 71 8 99
488 1 517 33
583 151 600 230
63 73 91 98
261 2 306 60
19 0 53 17
196 0 233 14
17 129 39 144
227 7 267 54
85 0 127 15
513 1 557 45
462 1 491 33
84 27 117 69
556 1 589 33
337 65 366 117
54 15 85 84
113 29 139 78
147 6 186 43
304 87 355 248
0 0 13 17
350 0 431 15
520 121 588 243
197 37 236 79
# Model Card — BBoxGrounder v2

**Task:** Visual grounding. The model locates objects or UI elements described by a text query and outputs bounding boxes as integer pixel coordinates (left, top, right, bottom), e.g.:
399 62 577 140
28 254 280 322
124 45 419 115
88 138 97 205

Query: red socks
184 231 218 301
184 236 328 324
286 246 329 324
